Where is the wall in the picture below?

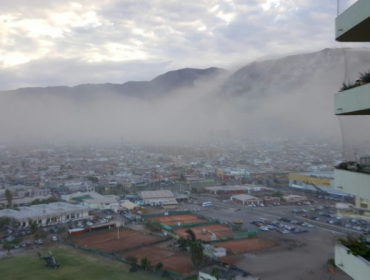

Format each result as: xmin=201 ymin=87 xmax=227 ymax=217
xmin=335 ymin=244 xmax=370 ymax=280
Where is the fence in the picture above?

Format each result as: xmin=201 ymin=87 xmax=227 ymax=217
xmin=142 ymin=210 xmax=193 ymax=219
xmin=234 ymin=228 xmax=258 ymax=239
xmin=67 ymin=238 xmax=184 ymax=279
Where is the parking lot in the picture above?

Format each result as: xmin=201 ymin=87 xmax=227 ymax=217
xmin=175 ymin=198 xmax=353 ymax=280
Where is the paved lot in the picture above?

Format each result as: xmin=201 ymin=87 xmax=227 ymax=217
xmin=179 ymin=199 xmax=352 ymax=280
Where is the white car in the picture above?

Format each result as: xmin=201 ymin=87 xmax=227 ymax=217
xmin=86 ymin=221 xmax=93 ymax=226
xmin=260 ymin=226 xmax=269 ymax=231
xmin=51 ymin=236 xmax=58 ymax=241
xmin=106 ymin=216 xmax=112 ymax=220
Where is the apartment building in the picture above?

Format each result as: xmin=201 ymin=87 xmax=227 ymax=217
xmin=333 ymin=1 xmax=370 ymax=279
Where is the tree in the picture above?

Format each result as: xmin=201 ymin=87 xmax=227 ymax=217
xmin=327 ymin=258 xmax=336 ymax=268
xmin=3 ymin=237 xmax=23 ymax=254
xmin=0 ymin=217 xmax=11 ymax=230
xmin=141 ymin=256 xmax=152 ymax=271
xmin=271 ymin=191 xmax=283 ymax=198
xmin=177 ymin=237 xmax=188 ymax=248
xmin=211 ymin=268 xmax=220 ymax=280
xmin=3 ymin=241 xmax=13 ymax=254
xmin=190 ymin=241 xmax=203 ymax=270
xmin=154 ymin=262 xmax=163 ymax=273
xmin=126 ymin=256 xmax=138 ymax=266
xmin=146 ymin=221 xmax=162 ymax=232
xmin=5 ymin=189 xmax=12 ymax=207
xmin=30 ymin=220 xmax=38 ymax=234
xmin=185 ymin=229 xmax=196 ymax=242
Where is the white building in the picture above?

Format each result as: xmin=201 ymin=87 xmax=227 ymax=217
xmin=61 ymin=192 xmax=120 ymax=213
xmin=138 ymin=190 xmax=178 ymax=207
xmin=333 ymin=1 xmax=370 ymax=279
xmin=0 ymin=202 xmax=90 ymax=227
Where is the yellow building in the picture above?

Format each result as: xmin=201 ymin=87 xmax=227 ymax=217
xmin=288 ymin=172 xmax=332 ymax=191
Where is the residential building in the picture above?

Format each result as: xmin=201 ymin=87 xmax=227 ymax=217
xmin=333 ymin=1 xmax=370 ymax=279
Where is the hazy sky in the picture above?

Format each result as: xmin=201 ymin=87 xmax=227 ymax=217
xmin=0 ymin=0 xmax=356 ymax=90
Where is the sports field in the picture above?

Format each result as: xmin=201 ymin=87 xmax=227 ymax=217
xmin=174 ymin=224 xmax=234 ymax=241
xmin=121 ymin=246 xmax=193 ymax=273
xmin=147 ymin=214 xmax=207 ymax=226
xmin=71 ymin=229 xmax=165 ymax=252
xmin=0 ymin=247 xmax=164 ymax=280
xmin=216 ymin=238 xmax=277 ymax=254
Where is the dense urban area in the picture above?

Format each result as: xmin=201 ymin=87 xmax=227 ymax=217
xmin=1 ymin=1 xmax=370 ymax=280
xmin=0 ymin=140 xmax=367 ymax=280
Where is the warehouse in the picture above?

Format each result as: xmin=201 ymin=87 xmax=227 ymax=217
xmin=138 ymin=190 xmax=178 ymax=208
xmin=0 ymin=202 xmax=90 ymax=227
xmin=231 ymin=194 xmax=263 ymax=206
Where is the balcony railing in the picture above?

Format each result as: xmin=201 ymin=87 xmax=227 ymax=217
xmin=336 ymin=0 xmax=370 ymax=42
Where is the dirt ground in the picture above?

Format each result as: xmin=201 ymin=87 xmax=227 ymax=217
xmin=216 ymin=238 xmax=277 ymax=254
xmin=174 ymin=224 xmax=234 ymax=241
xmin=121 ymin=246 xmax=193 ymax=273
xmin=148 ymin=214 xmax=207 ymax=226
xmin=236 ymin=230 xmax=351 ymax=280
xmin=71 ymin=229 xmax=164 ymax=252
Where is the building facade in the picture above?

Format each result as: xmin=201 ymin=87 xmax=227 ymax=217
xmin=333 ymin=1 xmax=370 ymax=279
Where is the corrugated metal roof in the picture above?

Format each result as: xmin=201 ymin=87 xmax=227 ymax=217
xmin=139 ymin=190 xmax=175 ymax=199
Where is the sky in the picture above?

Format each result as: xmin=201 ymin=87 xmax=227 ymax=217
xmin=0 ymin=0 xmax=357 ymax=91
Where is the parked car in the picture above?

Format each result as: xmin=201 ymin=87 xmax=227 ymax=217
xmin=260 ymin=226 xmax=269 ymax=231
xmin=51 ymin=236 xmax=58 ymax=241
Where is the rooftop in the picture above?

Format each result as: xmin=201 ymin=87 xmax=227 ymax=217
xmin=0 ymin=202 xmax=89 ymax=220
xmin=232 ymin=194 xmax=260 ymax=200
xmin=139 ymin=190 xmax=175 ymax=199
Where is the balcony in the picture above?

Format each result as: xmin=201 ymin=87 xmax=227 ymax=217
xmin=336 ymin=0 xmax=370 ymax=42
xmin=335 ymin=83 xmax=370 ymax=115
xmin=335 ymin=244 xmax=370 ymax=280
xmin=335 ymin=168 xmax=370 ymax=200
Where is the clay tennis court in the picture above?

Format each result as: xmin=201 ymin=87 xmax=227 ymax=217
xmin=148 ymin=214 xmax=207 ymax=226
xmin=173 ymin=224 xmax=234 ymax=241
xmin=216 ymin=238 xmax=277 ymax=254
xmin=121 ymin=246 xmax=193 ymax=273
xmin=71 ymin=229 xmax=165 ymax=252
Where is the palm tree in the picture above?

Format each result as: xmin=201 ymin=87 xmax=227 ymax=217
xmin=141 ymin=256 xmax=152 ymax=271
xmin=360 ymin=70 xmax=370 ymax=84
xmin=339 ymin=81 xmax=355 ymax=92
xmin=5 ymin=190 xmax=12 ymax=208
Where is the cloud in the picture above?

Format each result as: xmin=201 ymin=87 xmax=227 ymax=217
xmin=0 ymin=0 xmax=352 ymax=90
